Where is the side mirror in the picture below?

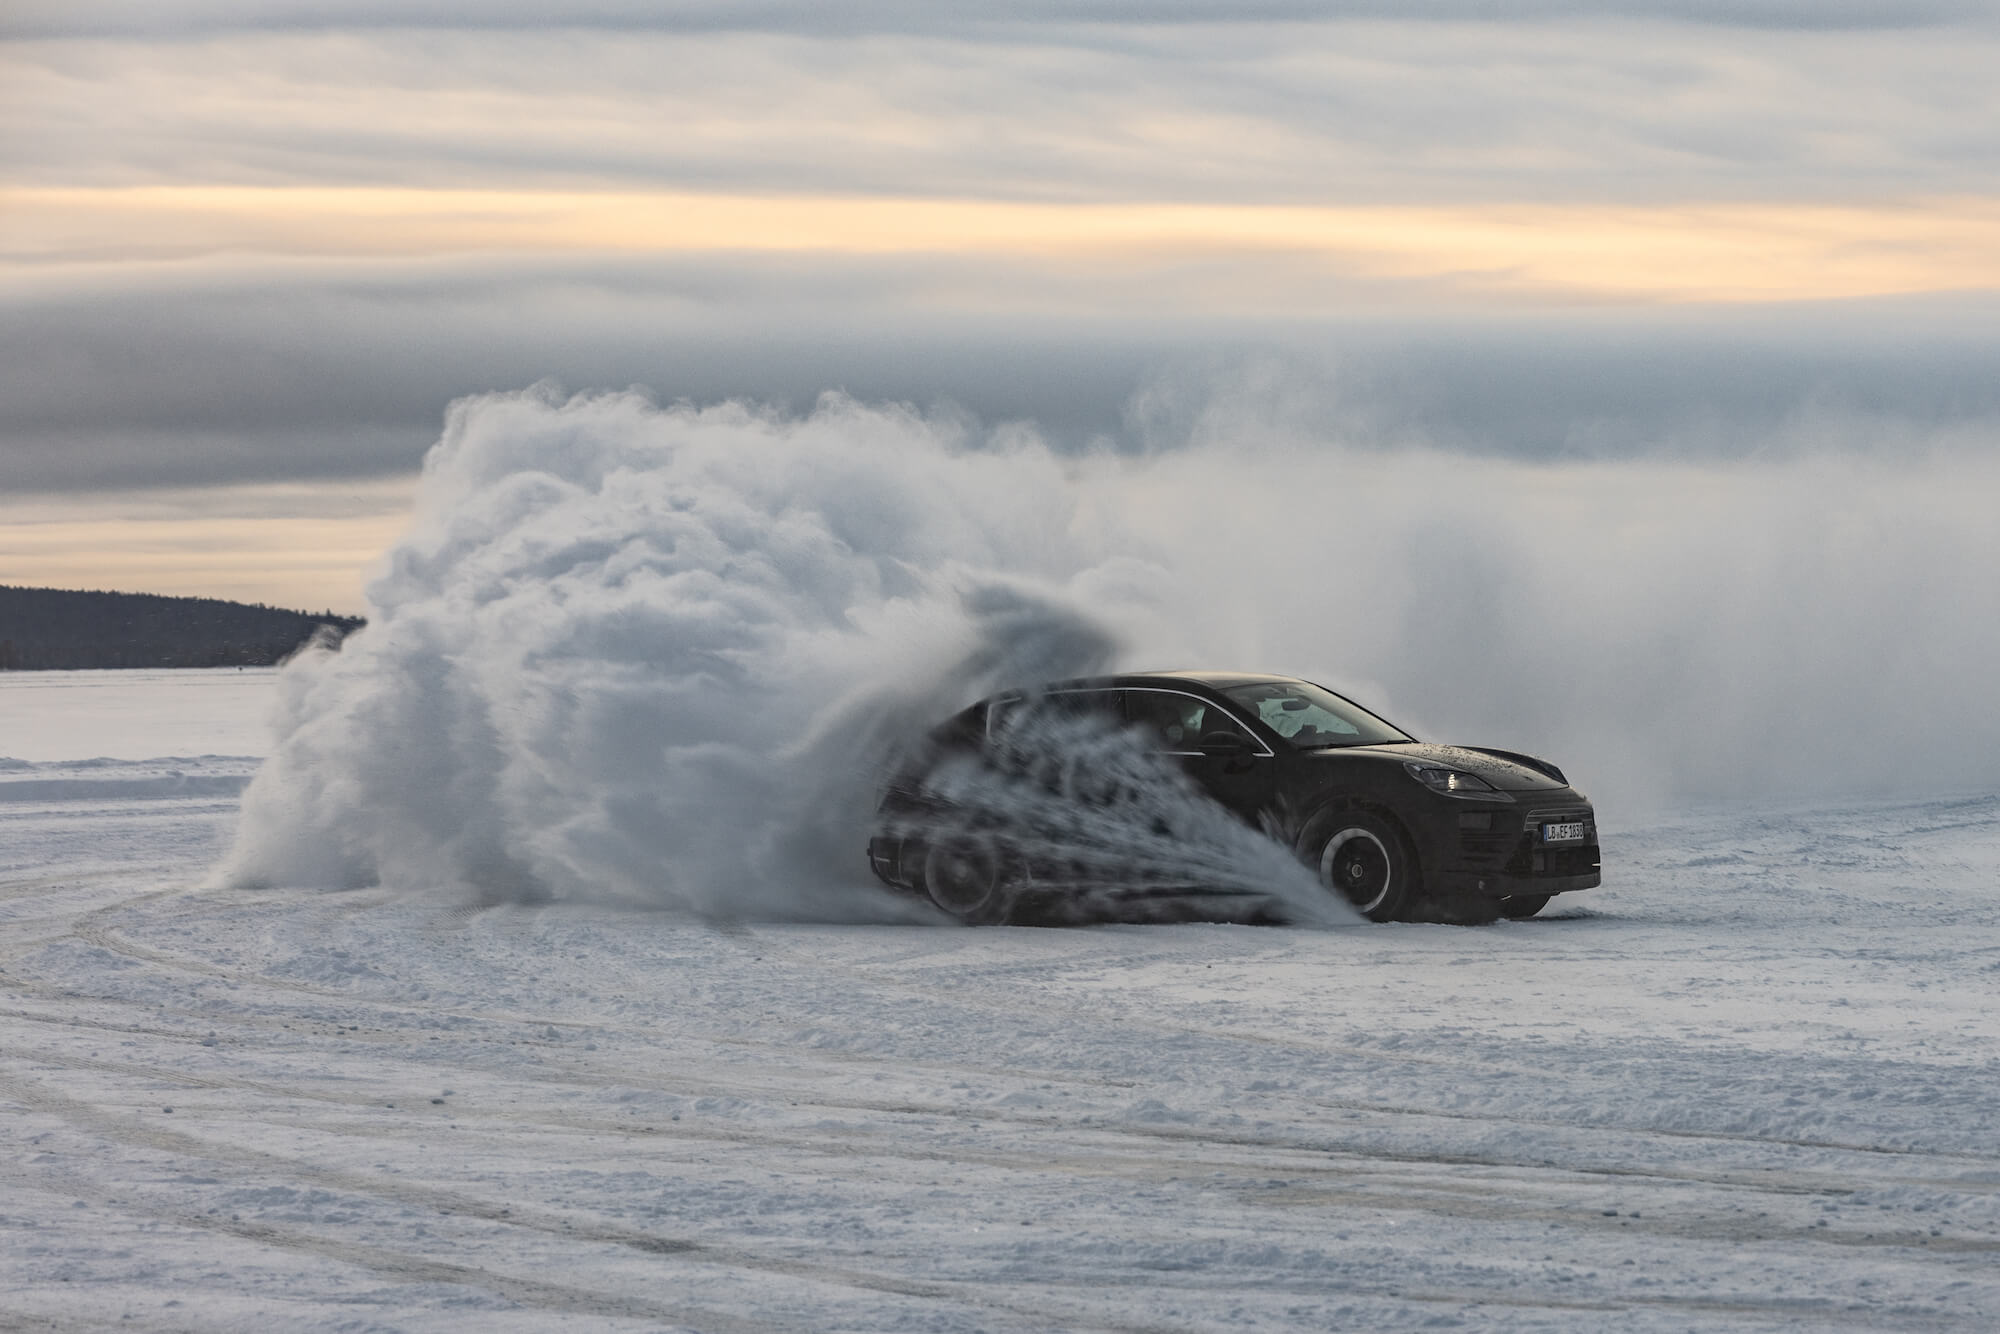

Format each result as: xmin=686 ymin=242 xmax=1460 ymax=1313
xmin=1198 ymin=731 xmax=1251 ymax=758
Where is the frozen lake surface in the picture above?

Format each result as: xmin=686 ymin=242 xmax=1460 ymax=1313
xmin=0 ymin=668 xmax=277 ymax=761
xmin=2 ymin=674 xmax=1998 ymax=1330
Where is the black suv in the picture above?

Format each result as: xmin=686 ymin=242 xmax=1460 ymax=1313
xmin=868 ymin=671 xmax=1599 ymax=924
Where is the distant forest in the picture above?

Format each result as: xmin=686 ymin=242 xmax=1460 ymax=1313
xmin=0 ymin=585 xmax=364 ymax=670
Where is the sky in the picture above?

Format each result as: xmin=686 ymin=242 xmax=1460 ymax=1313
xmin=4 ymin=1 xmax=1999 ymax=612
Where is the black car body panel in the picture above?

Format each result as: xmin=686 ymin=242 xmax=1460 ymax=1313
xmin=869 ymin=671 xmax=1600 ymax=922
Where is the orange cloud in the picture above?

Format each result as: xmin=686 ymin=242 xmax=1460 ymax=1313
xmin=6 ymin=186 xmax=2000 ymax=305
xmin=0 ymin=483 xmax=413 ymax=613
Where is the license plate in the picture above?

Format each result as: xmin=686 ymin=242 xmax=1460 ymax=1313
xmin=1542 ymin=821 xmax=1586 ymax=844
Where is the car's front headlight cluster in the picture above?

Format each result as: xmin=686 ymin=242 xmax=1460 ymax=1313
xmin=1405 ymin=762 xmax=1516 ymax=803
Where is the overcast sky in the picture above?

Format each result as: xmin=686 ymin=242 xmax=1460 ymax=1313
xmin=4 ymin=2 xmax=1998 ymax=608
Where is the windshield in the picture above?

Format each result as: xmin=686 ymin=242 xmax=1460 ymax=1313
xmin=1220 ymin=680 xmax=1414 ymax=750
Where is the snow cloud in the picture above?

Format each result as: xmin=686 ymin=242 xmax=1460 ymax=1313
xmin=221 ymin=385 xmax=2000 ymax=916
xmin=220 ymin=387 xmax=1161 ymax=916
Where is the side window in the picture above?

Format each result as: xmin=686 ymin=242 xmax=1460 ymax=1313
xmin=1125 ymin=690 xmax=1247 ymax=752
xmin=1046 ymin=689 xmax=1122 ymax=726
xmin=989 ymin=689 xmax=1121 ymax=741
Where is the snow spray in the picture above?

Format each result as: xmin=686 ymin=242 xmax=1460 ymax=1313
xmin=881 ymin=704 xmax=1348 ymax=925
xmin=216 ymin=384 xmax=1335 ymax=920
xmin=220 ymin=379 xmax=2000 ymax=912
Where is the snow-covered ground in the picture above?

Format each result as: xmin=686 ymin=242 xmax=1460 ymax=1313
xmin=0 ymin=668 xmax=278 ymax=763
xmin=4 ymin=671 xmax=1999 ymax=1331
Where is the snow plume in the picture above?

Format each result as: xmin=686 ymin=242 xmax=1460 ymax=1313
xmin=220 ymin=377 xmax=2000 ymax=915
xmin=217 ymin=384 xmax=1279 ymax=920
xmin=885 ymin=706 xmax=1346 ymax=926
xmin=1107 ymin=440 xmax=2000 ymax=813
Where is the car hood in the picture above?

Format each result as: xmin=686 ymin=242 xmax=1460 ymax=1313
xmin=1332 ymin=742 xmax=1571 ymax=792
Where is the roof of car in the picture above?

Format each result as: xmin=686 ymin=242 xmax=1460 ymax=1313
xmin=1121 ymin=670 xmax=1302 ymax=688
xmin=1017 ymin=671 xmax=1307 ymax=695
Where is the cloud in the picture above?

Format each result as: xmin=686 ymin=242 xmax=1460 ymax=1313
xmin=6 ymin=0 xmax=1996 ymax=627
xmin=0 ymin=480 xmax=412 ymax=612
xmin=5 ymin=22 xmax=1996 ymax=203
xmin=7 ymin=3 xmax=1992 ymax=40
xmin=12 ymin=189 xmax=2000 ymax=307
xmin=7 ymin=252 xmax=2000 ymax=497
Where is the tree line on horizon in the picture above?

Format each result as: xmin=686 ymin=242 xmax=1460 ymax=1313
xmin=0 ymin=585 xmax=364 ymax=670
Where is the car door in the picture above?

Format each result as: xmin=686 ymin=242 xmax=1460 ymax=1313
xmin=1122 ymin=687 xmax=1275 ymax=822
xmin=986 ymin=687 xmax=1126 ymax=795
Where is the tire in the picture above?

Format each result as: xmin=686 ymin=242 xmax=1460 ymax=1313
xmin=920 ymin=835 xmax=1011 ymax=924
xmin=1302 ymin=808 xmax=1415 ymax=922
xmin=1500 ymin=894 xmax=1551 ymax=919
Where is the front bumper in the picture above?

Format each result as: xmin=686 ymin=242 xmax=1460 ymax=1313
xmin=1428 ymin=867 xmax=1601 ymax=899
xmin=1417 ymin=797 xmax=1601 ymax=901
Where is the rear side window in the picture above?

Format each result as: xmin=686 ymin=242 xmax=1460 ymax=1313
xmin=987 ymin=689 xmax=1122 ymax=740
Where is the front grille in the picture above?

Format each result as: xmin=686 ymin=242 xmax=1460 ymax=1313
xmin=1497 ymin=808 xmax=1599 ymax=879
xmin=1455 ymin=831 xmax=1513 ymax=866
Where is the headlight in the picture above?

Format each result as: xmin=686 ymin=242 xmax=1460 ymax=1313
xmin=1405 ymin=762 xmax=1515 ymax=802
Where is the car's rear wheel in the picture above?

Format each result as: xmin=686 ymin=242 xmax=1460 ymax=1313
xmin=1305 ymin=810 xmax=1413 ymax=922
xmin=1500 ymin=894 xmax=1551 ymax=919
xmin=920 ymin=835 xmax=1010 ymax=924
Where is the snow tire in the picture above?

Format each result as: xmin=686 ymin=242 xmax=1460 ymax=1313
xmin=1300 ymin=806 xmax=1415 ymax=922
xmin=920 ymin=834 xmax=1012 ymax=925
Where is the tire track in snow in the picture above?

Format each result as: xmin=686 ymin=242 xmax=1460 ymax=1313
xmin=24 ymin=887 xmax=2000 ymax=1254
xmin=19 ymin=892 xmax=2000 ymax=1206
xmin=0 ymin=1153 xmax=750 ymax=1333
xmin=14 ymin=1070 xmax=1967 ymax=1331
xmin=0 ymin=873 xmax=89 ymax=903
xmin=19 ymin=876 xmax=2000 ymax=1320
xmin=0 ymin=1065 xmax=1240 ymax=1334
xmin=720 ymin=931 xmax=2000 ymax=1168
xmin=11 ymin=883 xmax=1998 ymax=1325
xmin=10 ymin=1029 xmax=1996 ymax=1268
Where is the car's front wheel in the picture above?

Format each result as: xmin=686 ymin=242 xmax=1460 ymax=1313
xmin=920 ymin=835 xmax=1011 ymax=924
xmin=1303 ymin=809 xmax=1414 ymax=922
